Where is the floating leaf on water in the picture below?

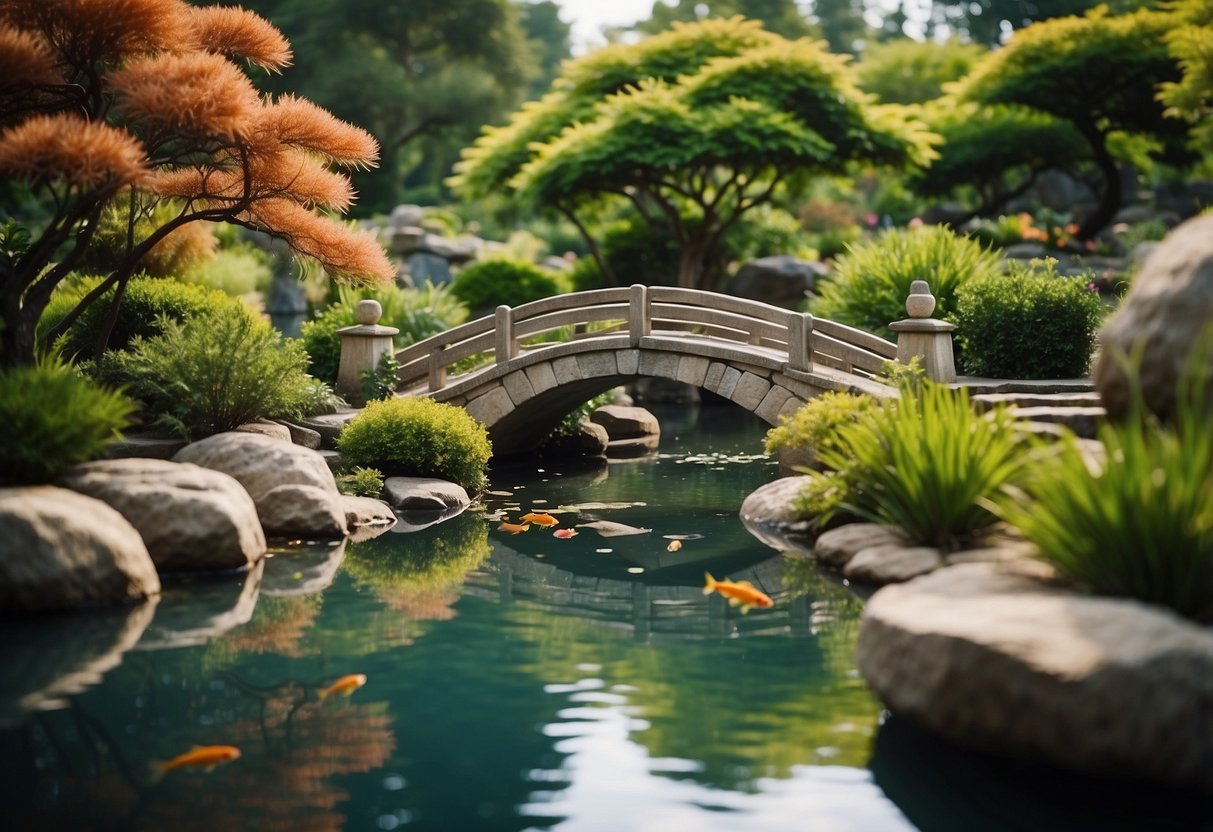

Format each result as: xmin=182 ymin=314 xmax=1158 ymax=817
xmin=487 ymin=491 xmax=513 ymax=497
xmin=627 ymin=567 xmax=645 ymax=574
xmin=532 ymin=499 xmax=548 ymax=504
xmin=662 ymin=534 xmax=704 ymax=541
xmin=559 ymin=501 xmax=648 ymax=511
xmin=596 ymin=548 xmax=613 ymax=554
xmin=577 ymin=520 xmax=652 ymax=537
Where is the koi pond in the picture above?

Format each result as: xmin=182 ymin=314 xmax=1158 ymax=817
xmin=1 ymin=404 xmax=1207 ymax=831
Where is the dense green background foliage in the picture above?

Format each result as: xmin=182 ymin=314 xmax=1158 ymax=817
xmin=337 ymin=397 xmax=493 ymax=493
xmin=0 ymin=360 xmax=135 ymax=485
xmin=450 ymin=257 xmax=571 ymax=313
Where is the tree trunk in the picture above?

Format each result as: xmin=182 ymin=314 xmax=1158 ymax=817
xmin=677 ymin=238 xmax=711 ymax=290
xmin=1078 ymin=136 xmax=1122 ymax=241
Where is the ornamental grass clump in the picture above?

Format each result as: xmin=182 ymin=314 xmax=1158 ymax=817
xmin=811 ymin=225 xmax=1001 ymax=339
xmin=337 ymin=397 xmax=492 ymax=494
xmin=999 ymin=392 xmax=1213 ymax=621
xmin=0 ymin=359 xmax=136 ymax=485
xmin=954 ymin=259 xmax=1104 ymax=379
xmin=813 ymin=381 xmax=1027 ymax=549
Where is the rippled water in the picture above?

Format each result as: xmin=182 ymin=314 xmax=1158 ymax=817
xmin=2 ymin=404 xmax=1208 ymax=832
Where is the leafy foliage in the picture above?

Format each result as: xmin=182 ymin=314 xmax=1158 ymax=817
xmin=1160 ymin=0 xmax=1213 ymax=151
xmin=103 ymin=303 xmax=315 ymax=439
xmin=764 ymin=391 xmax=876 ymax=460
xmin=955 ymin=259 xmax=1104 ymax=378
xmin=1000 ymin=394 xmax=1213 ymax=620
xmin=360 ymin=351 xmax=401 ymax=403
xmin=299 ymin=282 xmax=468 ymax=384
xmin=336 ymin=466 xmax=386 ymax=499
xmin=343 ymin=511 xmax=492 ymax=591
xmin=856 ymin=39 xmax=986 ymax=105
xmin=812 ymin=382 xmax=1027 ymax=549
xmin=0 ymin=359 xmax=135 ymax=485
xmin=337 ymin=397 xmax=493 ymax=493
xmin=451 ymin=257 xmax=570 ymax=312
xmin=39 ymin=276 xmax=235 ymax=360
xmin=811 ymin=224 xmax=1001 ymax=339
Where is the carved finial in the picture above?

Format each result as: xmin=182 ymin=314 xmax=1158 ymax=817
xmin=355 ymin=299 xmax=383 ymax=325
xmin=906 ymin=280 xmax=936 ymax=319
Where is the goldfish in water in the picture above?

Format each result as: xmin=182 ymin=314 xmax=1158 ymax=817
xmin=553 ymin=528 xmax=578 ymax=539
xmin=152 ymin=745 xmax=241 ymax=780
xmin=521 ymin=512 xmax=559 ymax=527
xmin=703 ymin=572 xmax=773 ymax=613
xmin=667 ymin=540 xmax=683 ymax=552
xmin=318 ymin=673 xmax=367 ymax=700
xmin=499 ymin=520 xmax=531 ymax=534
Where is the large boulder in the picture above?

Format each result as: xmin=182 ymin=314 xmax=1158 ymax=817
xmin=174 ymin=432 xmax=346 ymax=538
xmin=384 ymin=477 xmax=471 ymax=512
xmin=590 ymin=405 xmax=660 ymax=440
xmin=857 ymin=562 xmax=1213 ymax=793
xmin=0 ymin=487 xmax=160 ymax=613
xmin=1095 ymin=213 xmax=1213 ymax=421
xmin=726 ymin=255 xmax=827 ymax=308
xmin=739 ymin=476 xmax=815 ymax=556
xmin=58 ymin=459 xmax=266 ymax=572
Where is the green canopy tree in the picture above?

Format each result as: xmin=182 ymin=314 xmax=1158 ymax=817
xmin=630 ymin=0 xmax=818 ymax=39
xmin=1160 ymin=0 xmax=1213 ymax=150
xmin=451 ymin=18 xmax=933 ymax=291
xmin=953 ymin=6 xmax=1191 ymax=238
xmin=856 ymin=39 xmax=986 ymax=105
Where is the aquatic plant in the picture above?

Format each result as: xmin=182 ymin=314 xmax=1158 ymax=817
xmin=0 ymin=359 xmax=135 ymax=485
xmin=337 ymin=397 xmax=492 ymax=493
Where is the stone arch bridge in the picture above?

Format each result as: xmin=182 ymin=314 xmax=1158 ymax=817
xmin=394 ymin=285 xmax=897 ymax=455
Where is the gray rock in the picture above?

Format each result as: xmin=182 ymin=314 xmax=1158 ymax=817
xmin=813 ymin=523 xmax=908 ymax=568
xmin=740 ymin=476 xmax=811 ymax=528
xmin=342 ymin=495 xmax=397 ymax=530
xmin=383 ymin=477 xmax=471 ymax=511
xmin=843 ymin=543 xmax=942 ymax=584
xmin=857 ymin=562 xmax=1213 ymax=793
xmin=1095 ymin=213 xmax=1213 ymax=421
xmin=272 ymin=420 xmax=322 ymax=449
xmin=726 ymin=255 xmax=827 ymax=308
xmin=235 ymin=420 xmax=293 ymax=442
xmin=259 ymin=483 xmax=347 ymax=538
xmin=58 ymin=459 xmax=266 ymax=573
xmin=105 ymin=435 xmax=187 ymax=460
xmin=1010 ymin=406 xmax=1105 ymax=439
xmin=590 ymin=405 xmax=661 ymax=439
xmin=0 ymin=487 xmax=160 ymax=614
xmin=299 ymin=409 xmax=360 ymax=450
xmin=577 ymin=520 xmax=652 ymax=537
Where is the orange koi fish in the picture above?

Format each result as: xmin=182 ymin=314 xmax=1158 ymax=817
xmin=153 ymin=745 xmax=241 ymax=780
xmin=318 ymin=673 xmax=367 ymax=700
xmin=667 ymin=540 xmax=683 ymax=552
xmin=521 ymin=512 xmax=559 ymax=527
xmin=499 ymin=520 xmax=531 ymax=534
xmin=553 ymin=528 xmax=578 ymax=539
xmin=703 ymin=572 xmax=773 ymax=613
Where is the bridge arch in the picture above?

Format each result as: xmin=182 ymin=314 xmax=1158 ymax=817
xmin=394 ymin=286 xmax=897 ymax=456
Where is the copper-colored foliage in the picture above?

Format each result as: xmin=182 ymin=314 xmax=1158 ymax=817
xmin=221 ymin=597 xmax=321 ymax=659
xmin=109 ymin=51 xmax=260 ymax=140
xmin=0 ymin=25 xmax=60 ymax=86
xmin=244 ymin=198 xmax=395 ymax=283
xmin=374 ymin=586 xmax=461 ymax=621
xmin=143 ymin=219 xmax=218 ymax=277
xmin=188 ymin=5 xmax=291 ymax=72
xmin=0 ymin=113 xmax=147 ymax=187
xmin=261 ymin=95 xmax=380 ymax=169
xmin=251 ymin=147 xmax=356 ymax=211
xmin=1 ymin=0 xmax=194 ymax=66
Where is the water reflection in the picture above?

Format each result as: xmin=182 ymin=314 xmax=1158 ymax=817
xmin=262 ymin=540 xmax=347 ymax=597
xmin=137 ymin=560 xmax=265 ymax=651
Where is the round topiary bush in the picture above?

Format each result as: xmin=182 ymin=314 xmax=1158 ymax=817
xmin=811 ymin=224 xmax=1001 ymax=339
xmin=337 ymin=397 xmax=492 ymax=493
xmin=0 ymin=360 xmax=136 ymax=485
xmin=955 ymin=260 xmax=1104 ymax=379
xmin=450 ymin=257 xmax=569 ymax=312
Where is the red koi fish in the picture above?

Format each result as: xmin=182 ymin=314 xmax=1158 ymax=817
xmin=499 ymin=520 xmax=531 ymax=534
xmin=703 ymin=572 xmax=773 ymax=613
xmin=521 ymin=512 xmax=559 ymax=527
xmin=553 ymin=528 xmax=578 ymax=539
xmin=318 ymin=673 xmax=367 ymax=700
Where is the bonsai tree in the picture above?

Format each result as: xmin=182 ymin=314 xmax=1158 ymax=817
xmin=450 ymin=17 xmax=933 ymax=292
xmin=0 ymin=0 xmax=394 ymax=365
xmin=1160 ymin=0 xmax=1213 ymax=150
xmin=952 ymin=6 xmax=1192 ymax=240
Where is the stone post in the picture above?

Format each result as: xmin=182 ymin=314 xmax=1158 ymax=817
xmin=336 ymin=300 xmax=400 ymax=403
xmin=889 ymin=280 xmax=956 ymax=383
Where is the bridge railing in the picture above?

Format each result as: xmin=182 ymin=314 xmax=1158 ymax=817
xmin=394 ymin=284 xmax=897 ymax=393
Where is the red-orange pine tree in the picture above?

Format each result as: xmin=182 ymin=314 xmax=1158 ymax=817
xmin=0 ymin=0 xmax=395 ymax=365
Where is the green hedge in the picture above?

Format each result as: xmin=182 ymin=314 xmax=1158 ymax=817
xmin=451 ymin=257 xmax=570 ymax=312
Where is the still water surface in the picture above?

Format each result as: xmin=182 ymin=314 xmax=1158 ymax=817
xmin=2 ymin=405 xmax=1209 ymax=831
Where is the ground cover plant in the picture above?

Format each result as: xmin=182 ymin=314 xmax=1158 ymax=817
xmin=0 ymin=359 xmax=135 ymax=485
xmin=1000 ymin=383 xmax=1213 ymax=621
xmin=811 ymin=224 xmax=1001 ymax=340
xmin=954 ymin=259 xmax=1104 ymax=379
xmin=337 ymin=397 xmax=492 ymax=493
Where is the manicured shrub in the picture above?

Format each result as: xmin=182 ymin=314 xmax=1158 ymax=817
xmin=811 ymin=225 xmax=1001 ymax=340
xmin=104 ymin=303 xmax=314 ymax=439
xmin=764 ymin=391 xmax=876 ymax=464
xmin=39 ymin=275 xmax=234 ymax=360
xmin=337 ymin=397 xmax=492 ymax=493
xmin=813 ymin=382 xmax=1027 ymax=549
xmin=954 ymin=259 xmax=1104 ymax=379
xmin=1000 ymin=396 xmax=1213 ymax=620
xmin=336 ymin=466 xmax=386 ymax=499
xmin=450 ymin=257 xmax=570 ymax=313
xmin=300 ymin=282 xmax=468 ymax=384
xmin=0 ymin=360 xmax=136 ymax=485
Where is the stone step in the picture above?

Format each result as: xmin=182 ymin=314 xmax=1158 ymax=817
xmin=972 ymin=392 xmax=1104 ymax=411
xmin=1012 ymin=406 xmax=1106 ymax=439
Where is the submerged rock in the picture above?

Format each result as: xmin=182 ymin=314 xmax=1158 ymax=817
xmin=0 ymin=487 xmax=160 ymax=614
xmin=58 ymin=458 xmax=266 ymax=572
xmin=858 ymin=562 xmax=1213 ymax=794
xmin=590 ymin=405 xmax=661 ymax=440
